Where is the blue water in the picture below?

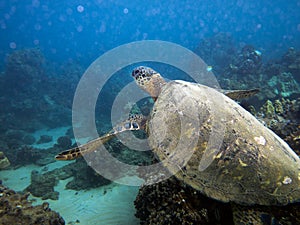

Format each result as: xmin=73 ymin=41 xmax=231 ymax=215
xmin=0 ymin=0 xmax=299 ymax=67
xmin=0 ymin=1 xmax=300 ymax=225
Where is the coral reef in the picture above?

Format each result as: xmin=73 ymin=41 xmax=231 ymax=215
xmin=0 ymin=151 xmax=10 ymax=169
xmin=22 ymin=134 xmax=36 ymax=145
xmin=56 ymin=136 xmax=72 ymax=149
xmin=252 ymin=98 xmax=300 ymax=156
xmin=0 ymin=48 xmax=75 ymax=135
xmin=215 ymin=46 xmax=300 ymax=105
xmin=283 ymin=47 xmax=300 ymax=79
xmin=4 ymin=145 xmax=42 ymax=167
xmin=4 ymin=48 xmax=45 ymax=88
xmin=0 ymin=181 xmax=65 ymax=225
xmin=135 ymin=176 xmax=231 ymax=225
xmin=266 ymin=72 xmax=300 ymax=98
xmin=25 ymin=170 xmax=59 ymax=200
xmin=64 ymin=159 xmax=111 ymax=190
xmin=135 ymin=162 xmax=300 ymax=225
xmin=230 ymin=45 xmax=262 ymax=75
xmin=37 ymin=135 xmax=53 ymax=144
xmin=194 ymin=32 xmax=236 ymax=75
xmin=24 ymin=159 xmax=111 ymax=199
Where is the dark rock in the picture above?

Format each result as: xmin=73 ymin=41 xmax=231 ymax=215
xmin=135 ymin=174 xmax=300 ymax=225
xmin=24 ymin=159 xmax=112 ymax=200
xmin=57 ymin=136 xmax=72 ymax=149
xmin=4 ymin=129 xmax=25 ymax=148
xmin=23 ymin=134 xmax=36 ymax=145
xmin=135 ymin=176 xmax=232 ymax=225
xmin=37 ymin=135 xmax=53 ymax=144
xmin=12 ymin=146 xmax=42 ymax=166
xmin=5 ymin=129 xmax=25 ymax=140
xmin=251 ymin=98 xmax=300 ymax=155
xmin=0 ymin=182 xmax=65 ymax=225
xmin=65 ymin=159 xmax=111 ymax=190
xmin=24 ymin=170 xmax=59 ymax=200
xmin=194 ymin=32 xmax=237 ymax=75
xmin=35 ymin=156 xmax=55 ymax=166
xmin=65 ymin=127 xmax=74 ymax=137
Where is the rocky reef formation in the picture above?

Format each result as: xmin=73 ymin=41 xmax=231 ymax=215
xmin=194 ymin=32 xmax=237 ymax=75
xmin=24 ymin=159 xmax=111 ymax=200
xmin=280 ymin=47 xmax=300 ymax=81
xmin=135 ymin=176 xmax=231 ymax=225
xmin=221 ymin=51 xmax=300 ymax=102
xmin=0 ymin=48 xmax=83 ymax=136
xmin=135 ymin=175 xmax=300 ymax=225
xmin=0 ymin=151 xmax=10 ymax=169
xmin=196 ymin=38 xmax=299 ymax=105
xmin=250 ymin=98 xmax=300 ymax=155
xmin=135 ymin=167 xmax=300 ymax=225
xmin=0 ymin=181 xmax=65 ymax=225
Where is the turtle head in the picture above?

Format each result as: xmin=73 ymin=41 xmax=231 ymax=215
xmin=132 ymin=66 xmax=166 ymax=100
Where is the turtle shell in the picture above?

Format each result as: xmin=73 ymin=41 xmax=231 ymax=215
xmin=147 ymin=80 xmax=300 ymax=206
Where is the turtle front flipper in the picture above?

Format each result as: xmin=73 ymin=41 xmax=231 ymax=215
xmin=222 ymin=88 xmax=259 ymax=100
xmin=54 ymin=132 xmax=115 ymax=160
xmin=55 ymin=114 xmax=147 ymax=160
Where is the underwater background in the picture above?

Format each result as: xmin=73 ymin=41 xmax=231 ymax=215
xmin=0 ymin=0 xmax=300 ymax=225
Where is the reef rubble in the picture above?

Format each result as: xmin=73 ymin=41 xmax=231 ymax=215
xmin=0 ymin=181 xmax=65 ymax=225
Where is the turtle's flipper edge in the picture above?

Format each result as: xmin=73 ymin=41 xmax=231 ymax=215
xmin=54 ymin=133 xmax=115 ymax=160
xmin=223 ymin=88 xmax=259 ymax=100
xmin=55 ymin=114 xmax=147 ymax=161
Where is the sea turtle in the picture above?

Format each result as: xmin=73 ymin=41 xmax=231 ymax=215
xmin=55 ymin=66 xmax=300 ymax=224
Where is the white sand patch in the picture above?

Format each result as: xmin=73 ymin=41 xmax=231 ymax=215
xmin=0 ymin=164 xmax=140 ymax=225
xmin=0 ymin=161 xmax=72 ymax=190
xmin=1 ymin=164 xmax=40 ymax=190
xmin=1 ymin=125 xmax=141 ymax=225
xmin=32 ymin=179 xmax=140 ymax=225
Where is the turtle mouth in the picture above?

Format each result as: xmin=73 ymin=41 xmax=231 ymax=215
xmin=132 ymin=66 xmax=156 ymax=80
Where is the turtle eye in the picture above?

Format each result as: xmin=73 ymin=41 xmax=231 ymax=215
xmin=132 ymin=70 xmax=138 ymax=77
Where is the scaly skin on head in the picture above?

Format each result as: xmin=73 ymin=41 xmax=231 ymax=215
xmin=132 ymin=66 xmax=167 ymax=100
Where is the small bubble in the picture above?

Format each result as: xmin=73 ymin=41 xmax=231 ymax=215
xmin=0 ymin=22 xmax=6 ymax=29
xmin=99 ymin=22 xmax=106 ymax=33
xmin=66 ymin=8 xmax=73 ymax=15
xmin=32 ymin=0 xmax=40 ymax=8
xmin=4 ymin=14 xmax=10 ymax=20
xmin=77 ymin=25 xmax=83 ymax=32
xmin=123 ymin=8 xmax=129 ymax=14
xmin=297 ymin=24 xmax=300 ymax=32
xmin=77 ymin=5 xmax=84 ymax=13
xmin=59 ymin=15 xmax=66 ymax=22
xmin=34 ymin=24 xmax=41 ymax=30
xmin=256 ymin=24 xmax=262 ymax=29
xmin=9 ymin=42 xmax=16 ymax=49
xmin=33 ymin=39 xmax=39 ymax=45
